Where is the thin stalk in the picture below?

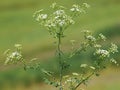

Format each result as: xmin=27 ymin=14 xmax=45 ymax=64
xmin=74 ymin=73 xmax=94 ymax=90
xmin=57 ymin=28 xmax=63 ymax=90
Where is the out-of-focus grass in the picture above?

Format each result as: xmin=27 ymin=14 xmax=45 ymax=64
xmin=2 ymin=69 xmax=119 ymax=90
xmin=0 ymin=0 xmax=120 ymax=62
xmin=87 ymin=68 xmax=120 ymax=90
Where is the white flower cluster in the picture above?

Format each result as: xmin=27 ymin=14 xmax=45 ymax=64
xmin=65 ymin=76 xmax=79 ymax=85
xmin=109 ymin=43 xmax=118 ymax=54
xmin=95 ymin=49 xmax=110 ymax=58
xmin=33 ymin=3 xmax=89 ymax=37
xmin=70 ymin=4 xmax=81 ymax=12
xmin=98 ymin=33 xmax=106 ymax=41
xmin=70 ymin=4 xmax=86 ymax=14
xmin=11 ymin=52 xmax=21 ymax=58
xmin=70 ymin=3 xmax=90 ymax=15
xmin=5 ymin=51 xmax=22 ymax=64
xmin=33 ymin=9 xmax=48 ymax=26
xmin=34 ymin=9 xmax=74 ymax=35
xmin=82 ymin=30 xmax=96 ymax=43
xmin=86 ymin=35 xmax=96 ymax=42
xmin=44 ymin=9 xmax=74 ymax=33
xmin=36 ymin=14 xmax=48 ymax=21
xmin=4 ymin=44 xmax=23 ymax=65
xmin=54 ymin=10 xmax=65 ymax=16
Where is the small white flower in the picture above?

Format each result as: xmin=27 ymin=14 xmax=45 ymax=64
xmin=15 ymin=44 xmax=22 ymax=49
xmin=69 ymin=19 xmax=75 ymax=24
xmin=98 ymin=33 xmax=106 ymax=41
xmin=45 ymin=20 xmax=56 ymax=29
xmin=83 ymin=3 xmax=90 ymax=8
xmin=55 ymin=16 xmax=60 ymax=19
xmin=70 ymin=4 xmax=81 ymax=12
xmin=41 ymin=14 xmax=48 ymax=19
xmin=76 ymin=8 xmax=80 ymax=12
xmin=54 ymin=10 xmax=65 ymax=16
xmin=110 ymin=58 xmax=117 ymax=64
xmin=109 ymin=43 xmax=118 ymax=54
xmin=66 ymin=79 xmax=72 ymax=82
xmin=70 ymin=8 xmax=75 ymax=11
xmin=50 ymin=2 xmax=57 ymax=9
xmin=72 ymin=72 xmax=79 ymax=76
xmin=89 ymin=66 xmax=95 ymax=70
xmin=86 ymin=35 xmax=96 ymax=42
xmin=80 ymin=64 xmax=88 ymax=68
xmin=94 ymin=44 xmax=101 ymax=48
xmin=12 ymin=52 xmax=19 ymax=56
xmin=15 ymin=44 xmax=22 ymax=47
xmin=36 ymin=14 xmax=47 ymax=21
xmin=59 ymin=20 xmax=65 ymax=26
xmin=82 ymin=30 xmax=91 ymax=34
xmin=11 ymin=52 xmax=22 ymax=58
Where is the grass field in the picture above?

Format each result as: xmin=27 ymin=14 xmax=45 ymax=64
xmin=0 ymin=0 xmax=120 ymax=90
xmin=2 ymin=69 xmax=120 ymax=90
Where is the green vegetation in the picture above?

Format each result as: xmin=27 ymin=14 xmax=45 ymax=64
xmin=0 ymin=0 xmax=120 ymax=90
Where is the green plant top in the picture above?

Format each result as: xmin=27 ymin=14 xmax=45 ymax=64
xmin=33 ymin=2 xmax=89 ymax=38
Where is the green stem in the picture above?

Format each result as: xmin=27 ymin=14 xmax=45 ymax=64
xmin=74 ymin=73 xmax=94 ymax=90
xmin=57 ymin=29 xmax=63 ymax=90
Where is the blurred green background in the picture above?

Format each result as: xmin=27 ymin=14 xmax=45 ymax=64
xmin=0 ymin=0 xmax=120 ymax=90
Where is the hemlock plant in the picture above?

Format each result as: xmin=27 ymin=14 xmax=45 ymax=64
xmin=4 ymin=3 xmax=119 ymax=90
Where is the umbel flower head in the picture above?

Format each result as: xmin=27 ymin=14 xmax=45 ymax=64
xmin=4 ymin=44 xmax=23 ymax=65
xmin=109 ymin=43 xmax=118 ymax=54
xmin=95 ymin=49 xmax=110 ymax=58
xmin=33 ymin=3 xmax=89 ymax=38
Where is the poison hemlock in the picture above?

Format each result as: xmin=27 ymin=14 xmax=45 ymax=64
xmin=4 ymin=3 xmax=118 ymax=90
